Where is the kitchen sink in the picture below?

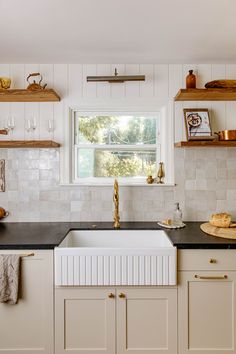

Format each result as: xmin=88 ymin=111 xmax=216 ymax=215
xmin=55 ymin=229 xmax=176 ymax=286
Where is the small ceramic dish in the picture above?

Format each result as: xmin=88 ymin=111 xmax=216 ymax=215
xmin=157 ymin=221 xmax=186 ymax=229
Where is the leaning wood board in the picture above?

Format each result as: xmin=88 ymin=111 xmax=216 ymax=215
xmin=201 ymin=222 xmax=236 ymax=240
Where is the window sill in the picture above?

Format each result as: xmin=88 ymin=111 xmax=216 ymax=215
xmin=59 ymin=182 xmax=176 ymax=187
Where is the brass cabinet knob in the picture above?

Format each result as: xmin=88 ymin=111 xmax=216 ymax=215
xmin=119 ymin=292 xmax=126 ymax=299
xmin=108 ymin=293 xmax=115 ymax=299
xmin=209 ymin=258 xmax=217 ymax=264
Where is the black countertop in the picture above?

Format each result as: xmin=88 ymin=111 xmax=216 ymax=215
xmin=0 ymin=221 xmax=236 ymax=250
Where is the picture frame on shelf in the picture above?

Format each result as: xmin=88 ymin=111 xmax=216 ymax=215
xmin=184 ymin=108 xmax=215 ymax=141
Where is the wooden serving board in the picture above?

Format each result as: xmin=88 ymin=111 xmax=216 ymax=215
xmin=205 ymin=80 xmax=236 ymax=88
xmin=201 ymin=222 xmax=236 ymax=240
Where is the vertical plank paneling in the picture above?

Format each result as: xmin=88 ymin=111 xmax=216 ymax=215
xmin=168 ymin=64 xmax=182 ymax=98
xmin=82 ymin=64 xmax=97 ymax=98
xmin=211 ymin=65 xmax=226 ymax=131
xmin=226 ymin=65 xmax=236 ymax=129
xmin=96 ymin=64 xmax=111 ymax=98
xmin=10 ymin=64 xmax=25 ymax=88
xmin=10 ymin=64 xmax=25 ymax=140
xmin=170 ymin=65 xmax=183 ymax=142
xmin=24 ymin=64 xmax=40 ymax=140
xmin=0 ymin=64 xmax=10 ymax=77
xmin=39 ymin=64 xmax=54 ymax=139
xmin=11 ymin=103 xmax=25 ymax=140
xmin=68 ymin=64 xmax=83 ymax=103
xmin=111 ymin=64 xmax=125 ymax=98
xmin=53 ymin=64 xmax=68 ymax=143
xmin=212 ymin=64 xmax=226 ymax=80
xmin=139 ymin=64 xmax=154 ymax=97
xmin=0 ymin=61 xmax=233 ymax=146
xmin=196 ymin=64 xmax=212 ymax=88
xmin=0 ymin=103 xmax=10 ymax=141
xmin=125 ymin=64 xmax=140 ymax=97
xmin=154 ymin=64 xmax=168 ymax=98
xmin=0 ymin=64 xmax=10 ymax=140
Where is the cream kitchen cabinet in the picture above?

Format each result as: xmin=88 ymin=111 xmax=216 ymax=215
xmin=178 ymin=249 xmax=236 ymax=354
xmin=55 ymin=287 xmax=177 ymax=354
xmin=0 ymin=250 xmax=54 ymax=354
xmin=116 ymin=288 xmax=177 ymax=354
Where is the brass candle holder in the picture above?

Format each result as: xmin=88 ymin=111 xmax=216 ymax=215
xmin=157 ymin=162 xmax=165 ymax=184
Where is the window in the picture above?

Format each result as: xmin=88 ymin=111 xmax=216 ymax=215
xmin=71 ymin=108 xmax=173 ymax=185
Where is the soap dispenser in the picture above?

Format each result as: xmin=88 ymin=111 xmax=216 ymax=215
xmin=173 ymin=203 xmax=183 ymax=226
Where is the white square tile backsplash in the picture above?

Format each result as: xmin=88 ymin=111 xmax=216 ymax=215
xmin=0 ymin=147 xmax=235 ymax=222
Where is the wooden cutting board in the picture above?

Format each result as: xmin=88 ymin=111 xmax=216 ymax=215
xmin=205 ymin=80 xmax=236 ymax=88
xmin=201 ymin=222 xmax=236 ymax=240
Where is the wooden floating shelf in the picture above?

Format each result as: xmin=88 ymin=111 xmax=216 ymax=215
xmin=175 ymin=141 xmax=236 ymax=147
xmin=174 ymin=88 xmax=236 ymax=101
xmin=0 ymin=140 xmax=60 ymax=148
xmin=0 ymin=89 xmax=60 ymax=102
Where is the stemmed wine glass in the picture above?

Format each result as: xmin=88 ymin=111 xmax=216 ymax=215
xmin=25 ymin=117 xmax=37 ymax=139
xmin=47 ymin=119 xmax=54 ymax=139
xmin=6 ymin=117 xmax=15 ymax=140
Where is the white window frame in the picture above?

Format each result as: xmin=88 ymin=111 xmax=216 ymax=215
xmin=60 ymin=102 xmax=174 ymax=186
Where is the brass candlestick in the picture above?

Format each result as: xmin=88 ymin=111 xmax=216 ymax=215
xmin=157 ymin=162 xmax=165 ymax=184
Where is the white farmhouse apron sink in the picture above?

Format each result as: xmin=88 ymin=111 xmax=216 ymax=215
xmin=55 ymin=230 xmax=176 ymax=286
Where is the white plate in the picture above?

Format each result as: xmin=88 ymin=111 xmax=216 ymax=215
xmin=157 ymin=221 xmax=186 ymax=229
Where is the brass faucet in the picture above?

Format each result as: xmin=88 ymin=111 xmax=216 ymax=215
xmin=113 ymin=179 xmax=120 ymax=229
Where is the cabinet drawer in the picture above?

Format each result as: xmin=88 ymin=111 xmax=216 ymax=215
xmin=178 ymin=249 xmax=236 ymax=271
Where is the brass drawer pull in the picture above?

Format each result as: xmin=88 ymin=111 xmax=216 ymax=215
xmin=119 ymin=292 xmax=126 ymax=298
xmin=108 ymin=293 xmax=115 ymax=299
xmin=209 ymin=258 xmax=217 ymax=264
xmin=195 ymin=275 xmax=227 ymax=280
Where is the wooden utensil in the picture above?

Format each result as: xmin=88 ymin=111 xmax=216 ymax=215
xmin=201 ymin=223 xmax=236 ymax=240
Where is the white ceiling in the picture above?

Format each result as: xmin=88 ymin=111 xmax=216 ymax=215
xmin=1 ymin=0 xmax=236 ymax=63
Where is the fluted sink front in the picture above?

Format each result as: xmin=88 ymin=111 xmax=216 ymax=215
xmin=55 ymin=230 xmax=176 ymax=286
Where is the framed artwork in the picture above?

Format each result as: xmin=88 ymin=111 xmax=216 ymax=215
xmin=184 ymin=108 xmax=214 ymax=141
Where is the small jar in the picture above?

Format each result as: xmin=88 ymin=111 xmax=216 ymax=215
xmin=186 ymin=70 xmax=196 ymax=89
xmin=146 ymin=175 xmax=154 ymax=184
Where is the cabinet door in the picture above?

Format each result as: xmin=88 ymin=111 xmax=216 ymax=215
xmin=55 ymin=288 xmax=116 ymax=354
xmin=0 ymin=250 xmax=53 ymax=354
xmin=178 ymin=271 xmax=236 ymax=354
xmin=116 ymin=288 xmax=177 ymax=354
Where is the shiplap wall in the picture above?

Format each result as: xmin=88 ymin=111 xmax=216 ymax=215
xmin=1 ymin=63 xmax=236 ymax=144
xmin=1 ymin=63 xmax=236 ymax=222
